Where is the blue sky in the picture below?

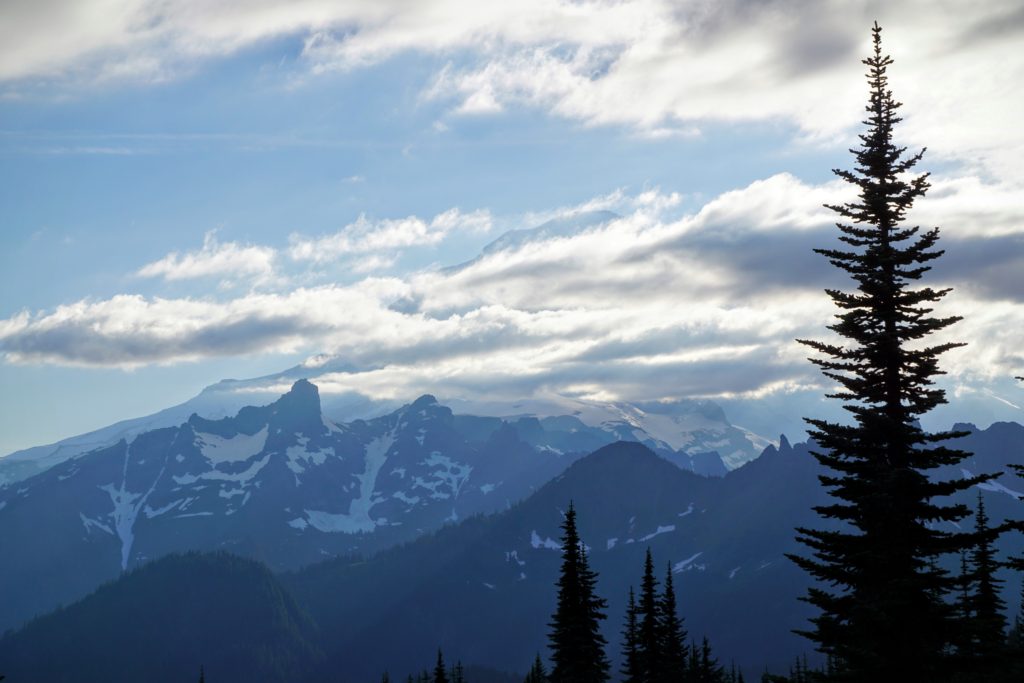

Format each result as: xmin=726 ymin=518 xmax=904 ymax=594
xmin=1 ymin=1 xmax=1022 ymax=454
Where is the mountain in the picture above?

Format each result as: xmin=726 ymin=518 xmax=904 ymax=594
xmin=0 ymin=378 xmax=765 ymax=488
xmin=444 ymin=210 xmax=621 ymax=273
xmin=285 ymin=423 xmax=1024 ymax=678
xmin=0 ymin=379 xmax=757 ymax=633
xmin=2 ymin=425 xmax=1021 ymax=681
xmin=0 ymin=552 xmax=322 ymax=682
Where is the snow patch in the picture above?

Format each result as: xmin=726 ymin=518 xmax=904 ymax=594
xmin=639 ymin=525 xmax=676 ymax=542
xmin=301 ymin=430 xmax=395 ymax=534
xmin=393 ymin=490 xmax=421 ymax=505
xmin=678 ymin=503 xmax=694 ymax=517
xmin=729 ymin=566 xmax=741 ymax=579
xmin=418 ymin=452 xmax=472 ymax=500
xmin=143 ymin=498 xmax=186 ymax=518
xmin=963 ymin=468 xmax=1024 ymax=499
xmin=672 ymin=552 xmax=704 ymax=573
xmin=606 ymin=537 xmax=618 ymax=550
xmin=100 ymin=444 xmax=166 ymax=570
xmin=531 ymin=530 xmax=561 ymax=551
xmin=506 ymin=550 xmax=527 ymax=566
xmin=286 ymin=443 xmax=333 ymax=474
xmin=174 ymin=454 xmax=270 ymax=485
xmin=480 ymin=483 xmax=497 ymax=494
xmin=80 ymin=513 xmax=113 ymax=535
xmin=288 ymin=517 xmax=309 ymax=530
xmin=195 ymin=426 xmax=268 ymax=464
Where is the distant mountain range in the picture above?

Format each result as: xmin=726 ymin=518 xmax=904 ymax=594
xmin=1 ymin=410 xmax=1022 ymax=681
xmin=0 ymin=379 xmax=768 ymax=633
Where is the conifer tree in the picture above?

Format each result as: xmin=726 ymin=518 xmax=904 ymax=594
xmin=525 ymin=654 xmax=548 ymax=683
xmin=547 ymin=503 xmax=610 ymax=683
xmin=967 ymin=494 xmax=1007 ymax=675
xmin=198 ymin=666 xmax=206 ymax=683
xmin=620 ymin=587 xmax=641 ymax=683
xmin=381 ymin=674 xmax=391 ymax=683
xmin=451 ymin=661 xmax=465 ymax=683
xmin=1008 ymin=579 xmax=1024 ymax=651
xmin=657 ymin=564 xmax=688 ymax=682
xmin=434 ymin=650 xmax=450 ymax=683
xmin=790 ymin=22 xmax=993 ymax=681
xmin=688 ymin=637 xmax=724 ymax=683
xmin=637 ymin=549 xmax=661 ymax=681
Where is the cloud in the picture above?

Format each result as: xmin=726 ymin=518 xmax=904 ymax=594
xmin=287 ymin=208 xmax=492 ymax=263
xmin=137 ymin=231 xmax=277 ymax=286
xmin=2 ymin=171 xmax=1020 ymax=407
xmin=1 ymin=1 xmax=1021 ymax=178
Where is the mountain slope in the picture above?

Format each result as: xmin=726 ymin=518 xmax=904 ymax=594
xmin=1 ymin=424 xmax=1021 ymax=681
xmin=283 ymin=427 xmax=1024 ymax=678
xmin=0 ymin=379 xmax=752 ymax=633
xmin=0 ymin=552 xmax=322 ymax=683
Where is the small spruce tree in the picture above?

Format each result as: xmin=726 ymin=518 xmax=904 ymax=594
xmin=657 ymin=564 xmax=688 ymax=682
xmin=547 ymin=502 xmax=610 ymax=683
xmin=968 ymin=494 xmax=1007 ymax=676
xmin=637 ymin=549 xmax=662 ymax=682
xmin=620 ymin=587 xmax=641 ymax=683
xmin=434 ymin=651 xmax=450 ymax=683
xmin=525 ymin=654 xmax=548 ymax=683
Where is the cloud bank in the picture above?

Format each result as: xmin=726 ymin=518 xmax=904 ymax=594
xmin=1 ymin=1 xmax=1021 ymax=176
xmin=2 ymin=172 xmax=1020 ymax=405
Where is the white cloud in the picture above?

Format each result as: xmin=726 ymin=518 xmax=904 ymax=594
xmin=1 ymin=1 xmax=1021 ymax=178
xmin=287 ymin=208 xmax=492 ymax=263
xmin=137 ymin=231 xmax=277 ymax=285
xmin=2 ymin=171 xmax=1021 ymax=406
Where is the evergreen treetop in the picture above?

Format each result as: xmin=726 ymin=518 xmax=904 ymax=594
xmin=547 ymin=502 xmax=610 ymax=683
xmin=790 ymin=22 xmax=996 ymax=681
xmin=657 ymin=564 xmax=688 ymax=682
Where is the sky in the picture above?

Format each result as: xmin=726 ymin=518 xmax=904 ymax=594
xmin=1 ymin=0 xmax=1022 ymax=455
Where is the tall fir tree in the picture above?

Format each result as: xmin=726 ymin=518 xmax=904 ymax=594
xmin=621 ymin=587 xmax=642 ymax=683
xmin=637 ymin=549 xmax=662 ymax=682
xmin=688 ymin=637 xmax=724 ymax=683
xmin=790 ymin=22 xmax=992 ymax=681
xmin=547 ymin=502 xmax=610 ymax=683
xmin=525 ymin=654 xmax=549 ymax=683
xmin=198 ymin=665 xmax=205 ymax=683
xmin=967 ymin=493 xmax=1007 ymax=676
xmin=434 ymin=650 xmax=450 ymax=683
xmin=657 ymin=564 xmax=688 ymax=683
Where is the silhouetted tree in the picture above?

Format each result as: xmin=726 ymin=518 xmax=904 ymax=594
xmin=965 ymin=494 xmax=1007 ymax=678
xmin=198 ymin=665 xmax=205 ymax=683
xmin=621 ymin=587 xmax=641 ymax=683
xmin=790 ymin=22 xmax=993 ymax=681
xmin=434 ymin=650 xmax=449 ymax=683
xmin=524 ymin=654 xmax=548 ymax=683
xmin=381 ymin=673 xmax=391 ymax=683
xmin=547 ymin=503 xmax=610 ymax=683
xmin=657 ymin=564 xmax=688 ymax=682
xmin=637 ymin=549 xmax=661 ymax=682
xmin=688 ymin=637 xmax=724 ymax=682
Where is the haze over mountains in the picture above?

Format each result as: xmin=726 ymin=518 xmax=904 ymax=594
xmin=1 ymin=379 xmax=1022 ymax=681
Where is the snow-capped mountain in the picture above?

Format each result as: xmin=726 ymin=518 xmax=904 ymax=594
xmin=4 ymin=425 xmax=1021 ymax=681
xmin=0 ymin=379 xmax=761 ymax=632
xmin=0 ymin=372 xmax=768 ymax=487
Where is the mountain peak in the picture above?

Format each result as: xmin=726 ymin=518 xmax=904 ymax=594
xmin=271 ymin=379 xmax=322 ymax=422
xmin=410 ymin=394 xmax=439 ymax=409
